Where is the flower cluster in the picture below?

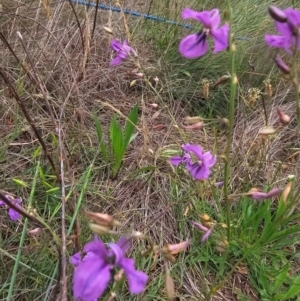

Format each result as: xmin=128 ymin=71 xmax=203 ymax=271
xmin=70 ymin=235 xmax=148 ymax=301
xmin=110 ymin=39 xmax=137 ymax=66
xmin=170 ymin=143 xmax=217 ymax=180
xmin=265 ymin=6 xmax=300 ymax=53
xmin=0 ymin=195 xmax=22 ymax=221
xmin=179 ymin=8 xmax=229 ymax=58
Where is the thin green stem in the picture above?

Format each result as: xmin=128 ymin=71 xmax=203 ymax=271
xmin=292 ymin=34 xmax=300 ymax=130
xmin=7 ymin=162 xmax=40 ymax=301
xmin=223 ymin=0 xmax=237 ymax=242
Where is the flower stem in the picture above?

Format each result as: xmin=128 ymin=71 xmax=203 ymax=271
xmin=223 ymin=0 xmax=237 ymax=242
xmin=292 ymin=35 xmax=300 ymax=131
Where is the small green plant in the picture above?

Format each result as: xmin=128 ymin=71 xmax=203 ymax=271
xmin=94 ymin=104 xmax=139 ymax=179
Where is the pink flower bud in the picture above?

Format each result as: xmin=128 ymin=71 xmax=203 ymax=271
xmin=276 ymin=108 xmax=291 ymax=125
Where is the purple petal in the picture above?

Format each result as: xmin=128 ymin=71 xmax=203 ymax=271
xmin=179 ymin=33 xmax=208 ymax=58
xmin=117 ymin=237 xmax=131 ymax=253
xmin=108 ymin=243 xmax=124 ymax=265
xmin=275 ymin=21 xmax=293 ymax=38
xmin=201 ymin=228 xmax=213 ymax=244
xmin=111 ymin=39 xmax=122 ymax=51
xmin=188 ymin=162 xmax=208 ymax=180
xmin=181 ymin=9 xmax=220 ymax=29
xmin=70 ymin=252 xmax=81 ymax=266
xmin=182 ymin=144 xmax=203 ymax=159
xmin=73 ymin=256 xmax=111 ymax=301
xmin=202 ymin=152 xmax=217 ymax=168
xmin=211 ymin=24 xmax=229 ymax=53
xmin=0 ymin=200 xmax=5 ymax=206
xmin=264 ymin=34 xmax=290 ymax=51
xmin=119 ymin=258 xmax=148 ymax=294
xmin=181 ymin=8 xmax=203 ymax=21
xmin=84 ymin=235 xmax=108 ymax=258
xmin=8 ymin=208 xmax=21 ymax=221
xmin=110 ymin=56 xmax=123 ymax=66
xmin=169 ymin=156 xmax=184 ymax=166
xmin=285 ymin=8 xmax=300 ymax=29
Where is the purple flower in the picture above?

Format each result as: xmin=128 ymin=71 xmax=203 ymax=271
xmin=179 ymin=8 xmax=229 ymax=58
xmin=170 ymin=143 xmax=216 ymax=180
xmin=250 ymin=188 xmax=282 ymax=200
xmin=265 ymin=7 xmax=300 ymax=53
xmin=70 ymin=235 xmax=148 ymax=301
xmin=192 ymin=221 xmax=213 ymax=244
xmin=110 ymin=39 xmax=137 ymax=66
xmin=0 ymin=195 xmax=22 ymax=221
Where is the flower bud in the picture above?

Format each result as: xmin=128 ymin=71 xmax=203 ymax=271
xmin=165 ymin=272 xmax=175 ymax=300
xmin=212 ymin=74 xmax=230 ymax=88
xmin=283 ymin=182 xmax=292 ymax=203
xmin=164 ymin=240 xmax=190 ymax=255
xmin=274 ymin=55 xmax=290 ymax=75
xmin=268 ymin=6 xmax=287 ymax=23
xmin=27 ymin=227 xmax=41 ymax=236
xmin=183 ymin=116 xmax=202 ymax=124
xmin=276 ymin=108 xmax=290 ymax=125
xmin=89 ymin=223 xmax=110 ymax=235
xmin=85 ymin=211 xmax=121 ymax=227
xmin=182 ymin=122 xmax=203 ymax=130
xmin=258 ymin=126 xmax=276 ymax=135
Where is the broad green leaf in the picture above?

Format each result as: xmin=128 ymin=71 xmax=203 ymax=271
xmin=110 ymin=116 xmax=124 ymax=177
xmin=124 ymin=104 xmax=138 ymax=149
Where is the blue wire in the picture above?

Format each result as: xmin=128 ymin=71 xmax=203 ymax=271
xmin=69 ymin=0 xmax=248 ymax=40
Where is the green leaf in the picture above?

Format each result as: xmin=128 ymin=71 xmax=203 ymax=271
xmin=46 ymin=187 xmax=60 ymax=193
xmin=124 ymin=104 xmax=138 ymax=149
xmin=281 ymin=274 xmax=300 ymax=299
xmin=12 ymin=178 xmax=29 ymax=188
xmin=273 ymin=264 xmax=289 ymax=292
xmin=94 ymin=114 xmax=108 ymax=163
xmin=110 ymin=116 xmax=124 ymax=177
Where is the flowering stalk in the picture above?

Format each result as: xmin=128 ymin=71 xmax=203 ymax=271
xmin=292 ymin=37 xmax=300 ymax=129
xmin=223 ymin=0 xmax=237 ymax=242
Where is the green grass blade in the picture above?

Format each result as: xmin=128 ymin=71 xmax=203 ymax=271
xmin=6 ymin=161 xmax=40 ymax=301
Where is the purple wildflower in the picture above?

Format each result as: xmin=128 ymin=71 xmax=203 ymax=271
xmin=0 ymin=195 xmax=22 ymax=221
xmin=179 ymin=8 xmax=229 ymax=58
xmin=70 ymin=235 xmax=148 ymax=301
xmin=250 ymin=188 xmax=282 ymax=200
xmin=110 ymin=39 xmax=137 ymax=66
xmin=265 ymin=7 xmax=300 ymax=53
xmin=192 ymin=221 xmax=213 ymax=244
xmin=170 ymin=143 xmax=216 ymax=180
